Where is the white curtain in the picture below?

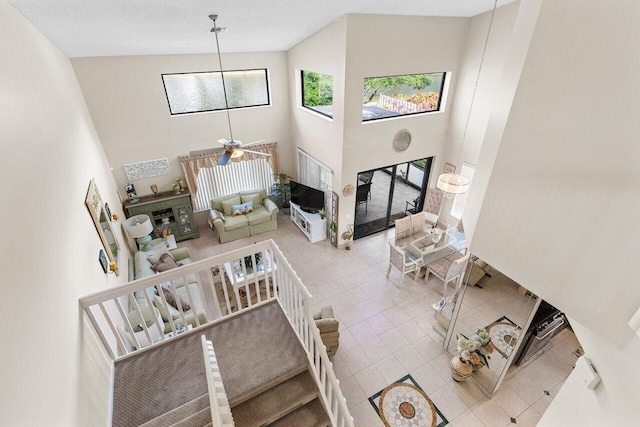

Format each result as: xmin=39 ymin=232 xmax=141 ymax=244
xmin=297 ymin=148 xmax=333 ymax=221
xmin=192 ymin=158 xmax=275 ymax=212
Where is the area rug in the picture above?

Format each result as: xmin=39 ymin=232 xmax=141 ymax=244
xmin=369 ymin=374 xmax=448 ymax=427
xmin=486 ymin=316 xmax=522 ymax=358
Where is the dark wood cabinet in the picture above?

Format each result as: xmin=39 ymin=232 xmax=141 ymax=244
xmin=124 ymin=191 xmax=199 ymax=241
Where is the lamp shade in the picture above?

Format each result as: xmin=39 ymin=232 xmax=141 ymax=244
xmin=437 ymin=173 xmax=470 ymax=195
xmin=124 ymin=214 xmax=153 ymax=239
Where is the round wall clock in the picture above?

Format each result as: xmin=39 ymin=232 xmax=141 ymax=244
xmin=393 ymin=129 xmax=412 ymax=152
xmin=343 ymin=184 xmax=355 ymax=197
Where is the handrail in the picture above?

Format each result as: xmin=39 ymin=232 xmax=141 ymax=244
xmin=270 ymin=249 xmax=354 ymax=427
xmin=201 ymin=335 xmax=235 ymax=427
xmin=79 ymin=239 xmax=353 ymax=426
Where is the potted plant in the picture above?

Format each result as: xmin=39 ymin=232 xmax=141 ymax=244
xmin=272 ymin=173 xmax=292 ymax=211
xmin=330 ymin=221 xmax=337 ymax=235
xmin=318 ymin=208 xmax=326 ymax=219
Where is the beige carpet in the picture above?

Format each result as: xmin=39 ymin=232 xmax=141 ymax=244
xmin=112 ymin=300 xmax=307 ymax=426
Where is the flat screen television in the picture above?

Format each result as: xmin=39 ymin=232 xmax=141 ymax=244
xmin=290 ymin=180 xmax=325 ymax=212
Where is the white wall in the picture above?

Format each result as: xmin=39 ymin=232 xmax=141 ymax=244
xmin=287 ymin=17 xmax=348 ymax=186
xmin=539 ymin=317 xmax=640 ymax=426
xmin=0 ymin=0 xmax=127 ymax=424
xmin=341 ymin=14 xmax=468 ymax=194
xmin=289 ymin=14 xmax=469 ymax=241
xmin=470 ymin=0 xmax=640 ymax=421
xmin=72 ymin=52 xmax=293 ymax=206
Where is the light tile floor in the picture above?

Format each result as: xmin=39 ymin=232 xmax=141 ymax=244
xmin=182 ymin=213 xmax=580 ymax=426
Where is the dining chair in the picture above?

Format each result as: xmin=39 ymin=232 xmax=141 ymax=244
xmin=386 ymin=242 xmax=420 ymax=286
xmin=425 ymin=252 xmax=470 ymax=296
xmin=358 ymin=171 xmax=374 ymax=185
xmin=410 ymin=212 xmax=427 ymax=239
xmin=394 ymin=216 xmax=412 ymax=248
xmin=355 ymin=183 xmax=371 ymax=213
xmin=423 ymin=188 xmax=444 ymax=227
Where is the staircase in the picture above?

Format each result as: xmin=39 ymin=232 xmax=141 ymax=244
xmin=112 ymin=301 xmax=331 ymax=426
xmin=210 ymin=300 xmax=330 ymax=427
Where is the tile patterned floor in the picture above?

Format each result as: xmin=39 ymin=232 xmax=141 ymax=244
xmin=182 ymin=213 xmax=579 ymax=426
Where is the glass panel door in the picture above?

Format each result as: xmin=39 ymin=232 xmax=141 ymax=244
xmin=354 ymin=157 xmax=432 ymax=239
xmin=354 ymin=168 xmax=391 ymax=238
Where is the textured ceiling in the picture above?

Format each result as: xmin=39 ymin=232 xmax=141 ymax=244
xmin=8 ymin=0 xmax=515 ymax=58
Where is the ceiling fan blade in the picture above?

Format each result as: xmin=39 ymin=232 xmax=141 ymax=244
xmin=242 ymin=149 xmax=271 ymax=157
xmin=217 ymin=151 xmax=232 ymax=166
xmin=242 ymin=139 xmax=266 ymax=148
xmin=217 ymin=138 xmax=231 ymax=145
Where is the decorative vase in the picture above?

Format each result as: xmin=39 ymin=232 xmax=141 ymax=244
xmin=450 ymin=356 xmax=473 ymax=382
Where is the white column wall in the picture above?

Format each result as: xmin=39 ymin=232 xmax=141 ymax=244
xmin=470 ymin=0 xmax=640 ymax=422
xmin=0 ymin=0 xmax=128 ymax=425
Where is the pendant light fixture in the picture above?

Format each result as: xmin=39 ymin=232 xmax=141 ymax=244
xmin=209 ymin=14 xmax=239 ymax=164
xmin=437 ymin=0 xmax=498 ymax=198
xmin=207 ymin=14 xmax=271 ymax=166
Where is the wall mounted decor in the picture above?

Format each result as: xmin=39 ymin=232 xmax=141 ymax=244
xmin=444 ymin=162 xmax=456 ymax=174
xmin=86 ymin=179 xmax=120 ymax=276
xmin=343 ymin=184 xmax=355 ymax=197
xmin=392 ymin=129 xmax=412 ymax=152
xmin=330 ymin=191 xmax=339 ymax=247
xmin=124 ymin=158 xmax=171 ymax=181
xmin=98 ymin=249 xmax=108 ymax=273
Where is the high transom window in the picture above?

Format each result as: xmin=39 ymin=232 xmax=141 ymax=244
xmin=162 ymin=69 xmax=270 ymax=115
xmin=362 ymin=72 xmax=446 ymax=121
xmin=301 ymin=70 xmax=334 ymax=118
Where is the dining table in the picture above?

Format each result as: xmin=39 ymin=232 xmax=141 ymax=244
xmin=405 ymin=227 xmax=468 ymax=267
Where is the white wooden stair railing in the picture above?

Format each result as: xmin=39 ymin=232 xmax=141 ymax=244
xmin=201 ymin=335 xmax=234 ymax=427
xmin=79 ymin=239 xmax=354 ymax=427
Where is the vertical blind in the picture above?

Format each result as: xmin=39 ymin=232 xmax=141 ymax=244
xmin=297 ymin=148 xmax=333 ymax=221
xmin=193 ymin=158 xmax=274 ymax=212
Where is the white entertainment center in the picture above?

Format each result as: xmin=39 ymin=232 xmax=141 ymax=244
xmin=290 ymin=202 xmax=327 ymax=243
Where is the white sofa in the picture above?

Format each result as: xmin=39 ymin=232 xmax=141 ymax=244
xmin=127 ymin=247 xmax=206 ymax=337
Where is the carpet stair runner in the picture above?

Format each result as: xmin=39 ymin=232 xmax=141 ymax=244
xmin=112 ymin=301 xmax=331 ymax=426
xmin=232 ymin=370 xmax=329 ymax=427
xmin=139 ymin=394 xmax=211 ymax=427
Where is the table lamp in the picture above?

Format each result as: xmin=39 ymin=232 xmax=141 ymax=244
xmin=124 ymin=214 xmax=154 ymax=252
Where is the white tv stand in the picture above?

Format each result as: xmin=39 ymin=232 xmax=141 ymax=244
xmin=290 ymin=202 xmax=327 ymax=243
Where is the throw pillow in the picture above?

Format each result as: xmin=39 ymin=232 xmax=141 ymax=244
xmin=231 ymin=201 xmax=254 ymax=216
xmin=221 ymin=196 xmax=241 ymax=216
xmin=241 ymin=193 xmax=262 ymax=207
xmin=147 ymin=251 xmax=175 ymax=265
xmin=161 ymin=284 xmax=191 ymax=311
xmin=153 ymin=295 xmax=181 ymax=321
xmin=150 ymin=253 xmax=182 ymax=273
xmin=210 ymin=209 xmax=225 ymax=222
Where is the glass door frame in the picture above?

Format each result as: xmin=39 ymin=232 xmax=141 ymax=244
xmin=354 ymin=156 xmax=433 ymax=239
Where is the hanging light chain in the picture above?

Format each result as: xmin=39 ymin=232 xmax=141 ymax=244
xmin=210 ymin=14 xmax=234 ymax=143
xmin=456 ymin=0 xmax=498 ymax=170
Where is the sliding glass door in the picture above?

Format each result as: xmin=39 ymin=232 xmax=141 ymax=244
xmin=354 ymin=157 xmax=432 ymax=239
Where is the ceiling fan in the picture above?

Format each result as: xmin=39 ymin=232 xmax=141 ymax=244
xmin=215 ymin=138 xmax=270 ymax=166
xmin=194 ymin=13 xmax=271 ymax=166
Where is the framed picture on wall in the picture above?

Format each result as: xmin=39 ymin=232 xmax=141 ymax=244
xmin=444 ymin=163 xmax=456 ymax=174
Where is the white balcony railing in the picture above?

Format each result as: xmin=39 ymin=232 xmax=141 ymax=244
xmin=79 ymin=239 xmax=354 ymax=427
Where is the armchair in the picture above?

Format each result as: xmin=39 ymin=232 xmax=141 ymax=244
xmin=313 ymin=306 xmax=340 ymax=357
